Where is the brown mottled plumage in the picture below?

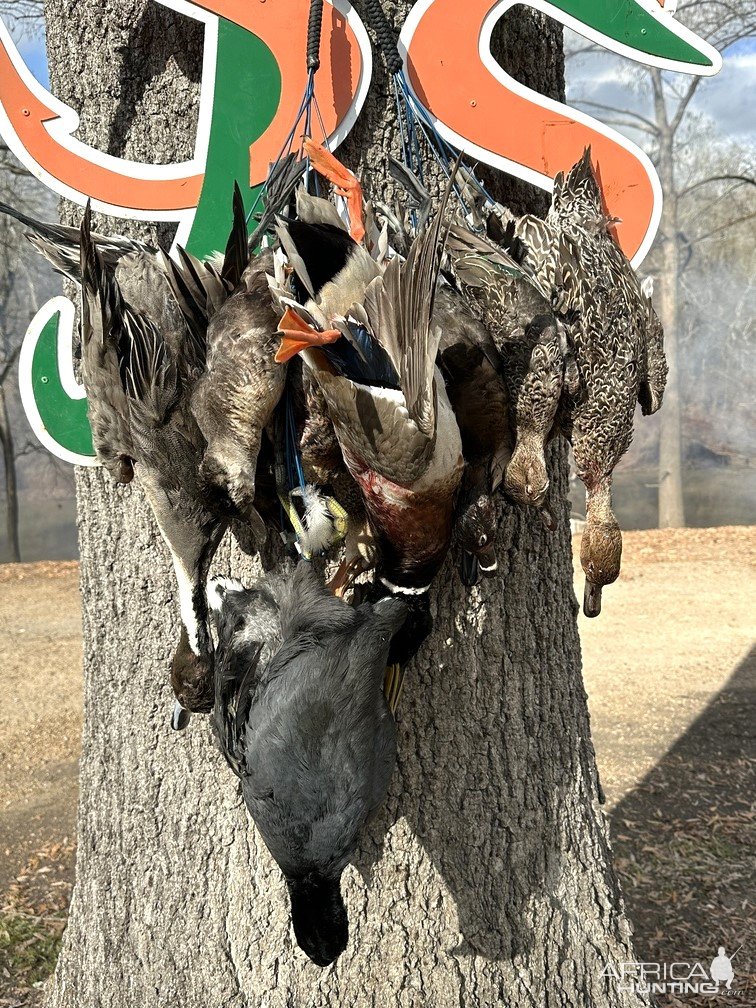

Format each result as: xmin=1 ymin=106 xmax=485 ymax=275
xmin=517 ymin=149 xmax=668 ymax=615
xmin=445 ymin=222 xmax=563 ymax=519
xmin=192 ymin=247 xmax=286 ymax=536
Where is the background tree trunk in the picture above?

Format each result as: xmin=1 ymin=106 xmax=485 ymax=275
xmin=652 ymin=73 xmax=686 ymax=529
xmin=44 ymin=2 xmax=650 ymax=1004
xmin=0 ymin=385 xmax=21 ymax=562
xmin=656 ymin=163 xmax=686 ymax=528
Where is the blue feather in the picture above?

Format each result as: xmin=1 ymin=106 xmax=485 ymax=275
xmin=323 ymin=324 xmax=399 ymax=389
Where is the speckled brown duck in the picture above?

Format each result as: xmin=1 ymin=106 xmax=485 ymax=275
xmin=445 ymin=222 xmax=565 ymax=525
xmin=512 ymin=149 xmax=668 ymax=615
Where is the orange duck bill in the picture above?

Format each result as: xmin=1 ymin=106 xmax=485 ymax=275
xmin=303 ymin=137 xmax=366 ymax=244
xmin=275 ymin=307 xmax=342 ymax=363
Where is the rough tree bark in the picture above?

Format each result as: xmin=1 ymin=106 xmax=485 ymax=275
xmin=44 ymin=2 xmax=650 ymax=1005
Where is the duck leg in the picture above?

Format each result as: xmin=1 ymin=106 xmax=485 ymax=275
xmin=327 ymin=515 xmax=377 ymax=598
xmin=579 ymin=475 xmax=622 ymax=618
xmin=303 ymin=137 xmax=366 ymax=244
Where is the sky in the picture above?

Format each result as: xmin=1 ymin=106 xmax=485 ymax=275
xmin=566 ymin=31 xmax=756 ymax=151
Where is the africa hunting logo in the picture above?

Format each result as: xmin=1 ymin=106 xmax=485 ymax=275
xmin=601 ymin=946 xmax=749 ymax=998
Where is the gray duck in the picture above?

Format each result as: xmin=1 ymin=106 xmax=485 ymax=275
xmin=78 ymin=207 xmax=229 ymax=724
xmin=209 ymin=564 xmax=407 ymax=967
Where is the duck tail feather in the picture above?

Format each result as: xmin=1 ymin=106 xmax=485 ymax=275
xmin=221 ymin=181 xmax=249 ymax=290
xmin=386 ymin=157 xmax=459 ymax=430
xmin=249 ymin=154 xmax=306 ymax=249
xmin=387 ymin=156 xmax=432 ymax=229
xmin=0 ymin=200 xmax=82 ymax=282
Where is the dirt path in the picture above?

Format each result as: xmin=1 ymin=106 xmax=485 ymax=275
xmin=0 ymin=563 xmax=82 ymax=895
xmin=0 ymin=529 xmax=753 ymax=1004
xmin=576 ymin=526 xmax=755 ymax=808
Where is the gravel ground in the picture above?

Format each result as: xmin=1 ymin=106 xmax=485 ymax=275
xmin=0 ymin=529 xmax=753 ymax=1006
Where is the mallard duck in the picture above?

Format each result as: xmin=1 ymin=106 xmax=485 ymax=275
xmin=79 ymin=207 xmax=228 ymax=725
xmin=514 ymin=150 xmax=667 ymax=615
xmin=209 ymin=564 xmax=407 ymax=967
xmin=271 ymin=175 xmax=464 ymax=665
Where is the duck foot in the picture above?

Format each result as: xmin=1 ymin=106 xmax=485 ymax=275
xmin=583 ymin=580 xmax=602 ymax=618
xmin=303 ymin=137 xmax=366 ymax=244
xmin=171 ymin=700 xmax=191 ymax=731
xmin=327 ymin=556 xmax=365 ymax=599
xmin=383 ymin=663 xmax=406 ymax=716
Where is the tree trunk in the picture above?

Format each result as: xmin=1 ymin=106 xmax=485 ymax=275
xmin=0 ymin=385 xmax=20 ymax=563
xmin=656 ymin=138 xmax=686 ymax=528
xmin=44 ymin=2 xmax=649 ymax=1005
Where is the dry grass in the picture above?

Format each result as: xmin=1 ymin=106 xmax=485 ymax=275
xmin=0 ymin=843 xmax=74 ymax=1007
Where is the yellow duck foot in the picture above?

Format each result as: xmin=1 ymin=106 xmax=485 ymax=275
xmin=383 ymin=663 xmax=406 ymax=717
xmin=303 ymin=137 xmax=366 ymax=244
xmin=583 ymin=580 xmax=602 ymax=618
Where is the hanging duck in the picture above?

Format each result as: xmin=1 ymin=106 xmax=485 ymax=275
xmin=435 ymin=284 xmax=513 ymax=585
xmin=78 ymin=206 xmax=229 ymax=727
xmin=378 ymin=159 xmax=515 ymax=585
xmin=511 ymin=150 xmax=667 ymax=616
xmin=444 ymin=221 xmax=566 ymax=528
xmin=271 ymin=148 xmax=464 ymax=672
xmin=209 ymin=564 xmax=408 ymax=967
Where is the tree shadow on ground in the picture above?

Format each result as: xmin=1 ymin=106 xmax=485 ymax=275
xmin=610 ymin=645 xmax=756 ymax=1005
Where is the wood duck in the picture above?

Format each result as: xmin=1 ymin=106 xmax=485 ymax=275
xmin=512 ymin=150 xmax=667 ymax=615
xmin=209 ymin=564 xmax=407 ymax=967
xmin=270 ymin=167 xmax=464 ymax=666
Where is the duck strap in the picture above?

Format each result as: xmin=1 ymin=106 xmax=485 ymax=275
xmin=306 ymin=0 xmax=325 ymax=71
xmin=364 ymin=0 xmax=403 ymax=75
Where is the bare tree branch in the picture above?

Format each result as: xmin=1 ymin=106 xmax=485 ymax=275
xmin=692 ymin=210 xmax=756 ymax=245
xmin=681 ymin=174 xmax=756 ymax=197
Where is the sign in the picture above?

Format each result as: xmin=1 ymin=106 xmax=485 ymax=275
xmin=0 ymin=0 xmax=720 ymax=465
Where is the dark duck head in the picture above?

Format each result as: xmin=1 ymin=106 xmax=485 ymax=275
xmin=456 ymin=477 xmax=498 ymax=586
xmin=209 ymin=563 xmax=407 ymax=967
